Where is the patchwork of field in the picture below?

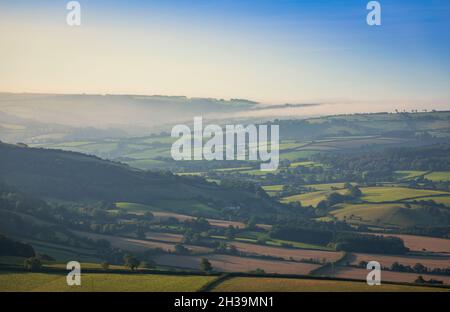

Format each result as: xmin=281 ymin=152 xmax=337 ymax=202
xmin=228 ymin=241 xmax=343 ymax=263
xmin=349 ymin=253 xmax=450 ymax=270
xmin=333 ymin=267 xmax=450 ymax=285
xmin=154 ymin=254 xmax=321 ymax=274
xmin=71 ymin=230 xmax=212 ymax=253
xmin=0 ymin=272 xmax=213 ymax=292
xmin=394 ymin=171 xmax=427 ymax=181
xmin=211 ymin=277 xmax=446 ymax=292
xmin=117 ymin=202 xmax=268 ymax=230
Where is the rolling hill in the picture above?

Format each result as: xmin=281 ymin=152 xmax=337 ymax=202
xmin=0 ymin=142 xmax=282 ymax=219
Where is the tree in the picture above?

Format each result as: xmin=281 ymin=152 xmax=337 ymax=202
xmin=140 ymin=260 xmax=156 ymax=269
xmin=415 ymin=276 xmax=426 ymax=284
xmin=144 ymin=211 xmax=154 ymax=221
xmin=174 ymin=244 xmax=189 ymax=254
xmin=225 ymin=226 xmax=235 ymax=240
xmin=200 ymin=258 xmax=212 ymax=273
xmin=136 ymin=227 xmax=146 ymax=239
xmin=101 ymin=261 xmax=110 ymax=271
xmin=413 ymin=263 xmax=427 ymax=274
xmin=123 ymin=254 xmax=140 ymax=271
xmin=24 ymin=257 xmax=42 ymax=271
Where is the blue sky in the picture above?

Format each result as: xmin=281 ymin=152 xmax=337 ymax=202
xmin=0 ymin=0 xmax=449 ymax=109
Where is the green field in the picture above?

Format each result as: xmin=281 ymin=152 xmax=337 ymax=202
xmin=410 ymin=196 xmax=450 ymax=206
xmin=0 ymin=272 xmax=214 ymax=292
xmin=360 ymin=187 xmax=448 ymax=202
xmin=329 ymin=203 xmax=444 ymax=228
xmin=424 ymin=171 xmax=450 ymax=182
xmin=394 ymin=171 xmax=427 ymax=181
xmin=281 ymin=189 xmax=348 ymax=207
xmin=261 ymin=184 xmax=284 ymax=196
xmin=211 ymin=277 xmax=445 ymax=292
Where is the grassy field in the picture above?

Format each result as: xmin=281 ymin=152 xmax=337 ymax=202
xmin=116 ymin=200 xmax=221 ymax=218
xmin=424 ymin=171 xmax=450 ymax=182
xmin=0 ymin=272 xmax=214 ymax=292
xmin=211 ymin=277 xmax=445 ymax=292
xmin=330 ymin=203 xmax=444 ymax=228
xmin=360 ymin=187 xmax=447 ymax=202
xmin=281 ymin=189 xmax=348 ymax=207
xmin=394 ymin=171 xmax=427 ymax=181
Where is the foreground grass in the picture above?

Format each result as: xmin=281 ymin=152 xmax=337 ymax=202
xmin=0 ymin=272 xmax=214 ymax=292
xmin=212 ymin=277 xmax=448 ymax=292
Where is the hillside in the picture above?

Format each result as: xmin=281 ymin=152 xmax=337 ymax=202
xmin=0 ymin=142 xmax=282 ymax=219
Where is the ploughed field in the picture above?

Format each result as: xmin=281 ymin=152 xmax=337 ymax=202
xmin=154 ymin=254 xmax=321 ymax=275
xmin=349 ymin=253 xmax=450 ymax=270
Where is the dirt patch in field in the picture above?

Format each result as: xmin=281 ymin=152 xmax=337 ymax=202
xmin=229 ymin=241 xmax=342 ymax=263
xmin=154 ymin=254 xmax=320 ymax=274
xmin=350 ymin=253 xmax=450 ymax=270
xmin=334 ymin=267 xmax=450 ymax=285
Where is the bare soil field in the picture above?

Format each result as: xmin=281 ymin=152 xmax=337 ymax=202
xmin=154 ymin=254 xmax=321 ymax=274
xmin=72 ymin=230 xmax=211 ymax=253
xmin=151 ymin=211 xmax=246 ymax=229
xmin=366 ymin=232 xmax=450 ymax=253
xmin=229 ymin=241 xmax=343 ymax=263
xmin=333 ymin=267 xmax=450 ymax=285
xmin=350 ymin=253 xmax=450 ymax=269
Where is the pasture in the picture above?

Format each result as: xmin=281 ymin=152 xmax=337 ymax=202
xmin=0 ymin=272 xmax=213 ymax=292
xmin=211 ymin=276 xmax=444 ymax=292
xmin=154 ymin=254 xmax=321 ymax=275
xmin=330 ymin=203 xmax=443 ymax=228
xmin=360 ymin=187 xmax=447 ymax=202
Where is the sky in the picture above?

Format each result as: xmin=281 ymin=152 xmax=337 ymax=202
xmin=0 ymin=0 xmax=449 ymax=110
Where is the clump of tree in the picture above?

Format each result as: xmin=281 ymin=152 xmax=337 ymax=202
xmin=200 ymin=258 xmax=213 ymax=273
xmin=24 ymin=257 xmax=42 ymax=271
xmin=335 ymin=234 xmax=408 ymax=254
xmin=123 ymin=254 xmax=140 ymax=271
xmin=415 ymin=275 xmax=443 ymax=285
xmin=174 ymin=244 xmax=190 ymax=255
xmin=0 ymin=234 xmax=35 ymax=258
xmin=270 ymin=225 xmax=334 ymax=245
xmin=101 ymin=262 xmax=110 ymax=271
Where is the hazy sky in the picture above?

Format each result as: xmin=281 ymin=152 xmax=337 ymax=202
xmin=1 ymin=0 xmax=449 ymax=108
